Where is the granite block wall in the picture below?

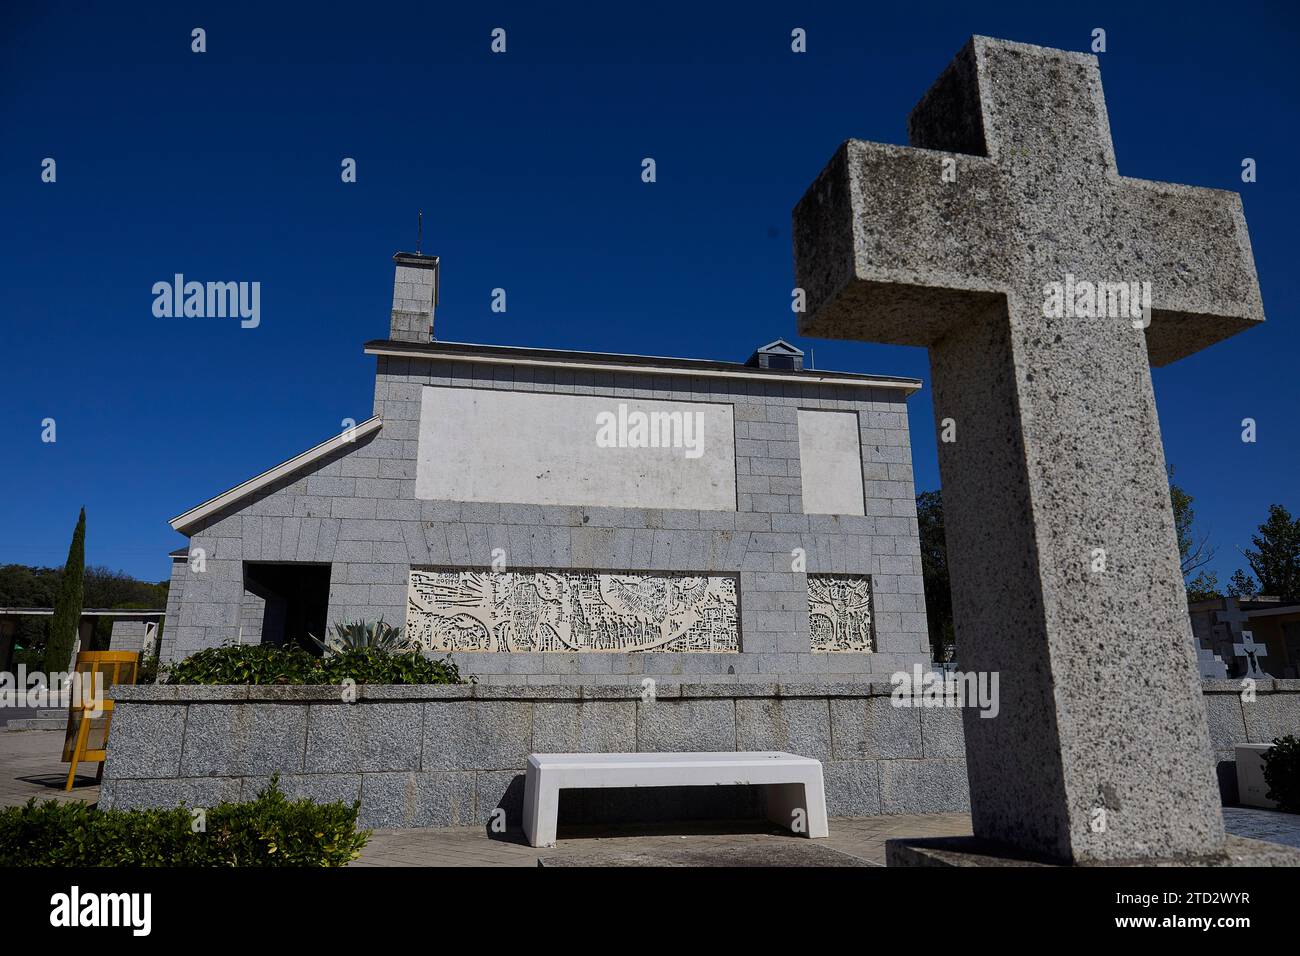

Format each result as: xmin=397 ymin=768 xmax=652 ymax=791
xmin=100 ymin=681 xmax=1300 ymax=828
xmin=107 ymin=621 xmax=155 ymax=654
xmin=157 ymin=555 xmax=188 ymax=665
xmin=165 ymin=354 xmax=930 ymax=679
xmin=101 ymin=681 xmax=970 ymax=827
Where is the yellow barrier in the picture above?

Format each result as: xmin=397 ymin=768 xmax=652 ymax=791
xmin=62 ymin=650 xmax=139 ymax=791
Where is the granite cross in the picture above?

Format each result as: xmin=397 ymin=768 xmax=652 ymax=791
xmin=1216 ymin=602 xmax=1250 ymax=629
xmin=793 ymin=37 xmax=1265 ymax=864
xmin=1233 ymin=630 xmax=1270 ymax=679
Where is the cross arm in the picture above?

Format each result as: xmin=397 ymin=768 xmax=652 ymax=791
xmin=1111 ymin=175 xmax=1265 ymax=366
xmin=792 ymin=139 xmax=1010 ymax=347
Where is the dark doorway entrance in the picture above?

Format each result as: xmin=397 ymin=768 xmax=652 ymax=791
xmin=243 ymin=563 xmax=331 ymax=653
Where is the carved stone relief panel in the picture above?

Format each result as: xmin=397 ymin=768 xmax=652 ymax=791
xmin=407 ymin=569 xmax=740 ymax=653
xmin=808 ymin=574 xmax=873 ymax=652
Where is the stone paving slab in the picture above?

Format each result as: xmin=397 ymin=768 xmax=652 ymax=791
xmin=887 ymin=833 xmax=1300 ymax=868
xmin=0 ymin=729 xmax=100 ymax=806
xmin=540 ymin=841 xmax=868 ymax=867
xmin=351 ymin=814 xmax=974 ymax=867
xmin=1222 ymin=806 xmax=1300 ymax=850
xmin=0 ymin=707 xmax=65 ymax=728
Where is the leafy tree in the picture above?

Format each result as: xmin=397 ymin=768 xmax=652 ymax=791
xmin=0 ymin=557 xmax=168 ymax=660
xmin=1235 ymin=504 xmax=1300 ymax=601
xmin=0 ymin=564 xmax=60 ymax=657
xmin=1184 ymin=571 xmax=1220 ymax=603
xmin=1227 ymin=568 xmax=1258 ymax=599
xmin=915 ymin=490 xmax=954 ymax=663
xmin=83 ymin=567 xmax=169 ymax=649
xmin=1168 ymin=466 xmax=1219 ymax=600
xmin=43 ymin=509 xmax=85 ymax=672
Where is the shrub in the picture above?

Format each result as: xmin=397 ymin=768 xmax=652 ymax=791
xmin=166 ymin=644 xmax=323 ymax=685
xmin=166 ymin=642 xmax=464 ymax=686
xmin=135 ymin=652 xmax=162 ymax=685
xmin=1263 ymin=735 xmax=1300 ymax=813
xmin=309 ymin=617 xmax=411 ymax=654
xmin=0 ymin=778 xmax=368 ymax=866
xmin=320 ymin=646 xmax=462 ymax=685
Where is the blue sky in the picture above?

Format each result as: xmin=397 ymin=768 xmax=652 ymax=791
xmin=1 ymin=1 xmax=1296 ymax=586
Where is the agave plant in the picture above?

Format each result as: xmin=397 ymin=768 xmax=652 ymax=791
xmin=308 ymin=618 xmax=412 ymax=655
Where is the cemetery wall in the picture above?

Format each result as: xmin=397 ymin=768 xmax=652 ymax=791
xmin=1201 ymin=679 xmax=1300 ymax=802
xmin=100 ymin=681 xmax=969 ymax=826
xmin=101 ymin=680 xmax=1300 ymax=826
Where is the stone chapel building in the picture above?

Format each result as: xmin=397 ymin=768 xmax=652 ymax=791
xmin=159 ymin=253 xmax=931 ymax=681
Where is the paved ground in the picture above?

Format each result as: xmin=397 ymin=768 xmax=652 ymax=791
xmin=0 ymin=728 xmax=99 ymax=805
xmin=3 ymin=728 xmax=1299 ymax=866
xmin=1223 ymin=806 xmax=1300 ymax=849
xmin=352 ymin=813 xmax=972 ymax=866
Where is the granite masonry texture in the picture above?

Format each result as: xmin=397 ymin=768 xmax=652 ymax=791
xmin=388 ymin=252 xmax=437 ymax=343
xmin=160 ymin=354 xmax=931 ymax=679
xmin=792 ymin=37 xmax=1265 ymax=864
xmin=108 ymin=620 xmax=154 ymax=653
xmin=98 ymin=681 xmax=1297 ymax=828
xmin=101 ymin=681 xmax=973 ymax=826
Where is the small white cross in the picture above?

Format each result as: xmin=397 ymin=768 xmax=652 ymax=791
xmin=1233 ymin=629 xmax=1270 ymax=678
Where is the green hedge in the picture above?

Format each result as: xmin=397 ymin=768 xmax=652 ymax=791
xmin=1264 ymin=735 xmax=1300 ymax=813
xmin=320 ymin=646 xmax=462 ymax=685
xmin=165 ymin=643 xmax=464 ymax=686
xmin=0 ymin=779 xmax=369 ymax=866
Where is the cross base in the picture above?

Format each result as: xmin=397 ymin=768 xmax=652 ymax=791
xmin=886 ymin=834 xmax=1300 ymax=868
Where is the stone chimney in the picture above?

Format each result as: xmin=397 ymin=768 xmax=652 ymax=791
xmin=389 ymin=252 xmax=439 ymax=342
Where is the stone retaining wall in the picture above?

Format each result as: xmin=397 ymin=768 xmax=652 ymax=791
xmin=99 ymin=680 xmax=1299 ymax=828
xmin=100 ymin=681 xmax=968 ymax=828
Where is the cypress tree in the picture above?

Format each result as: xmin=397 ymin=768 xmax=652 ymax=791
xmin=45 ymin=508 xmax=86 ymax=672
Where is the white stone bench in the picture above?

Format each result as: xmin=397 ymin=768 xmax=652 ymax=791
xmin=522 ymin=751 xmax=830 ymax=847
